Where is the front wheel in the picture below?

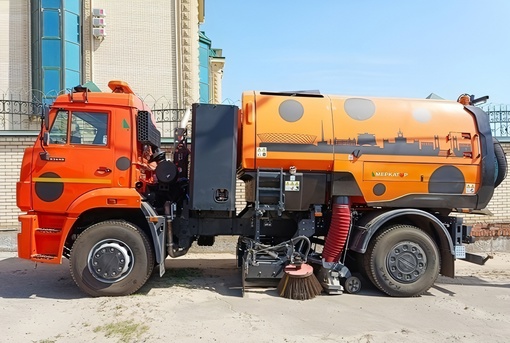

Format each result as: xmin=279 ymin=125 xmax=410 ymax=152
xmin=69 ymin=220 xmax=154 ymax=296
xmin=364 ymin=224 xmax=439 ymax=297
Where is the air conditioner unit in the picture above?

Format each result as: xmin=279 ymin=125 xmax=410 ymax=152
xmin=92 ymin=17 xmax=106 ymax=27
xmin=92 ymin=8 xmax=106 ymax=17
xmin=93 ymin=27 xmax=107 ymax=38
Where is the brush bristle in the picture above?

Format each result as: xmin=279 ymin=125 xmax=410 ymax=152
xmin=277 ymin=265 xmax=323 ymax=300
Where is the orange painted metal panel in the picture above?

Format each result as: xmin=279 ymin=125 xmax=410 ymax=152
xmin=18 ymin=214 xmax=37 ymax=259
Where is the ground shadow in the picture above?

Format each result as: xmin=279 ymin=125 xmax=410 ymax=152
xmin=0 ymin=256 xmax=85 ymax=299
xmin=139 ymin=257 xmax=245 ymax=297
xmin=435 ymin=274 xmax=510 ymax=290
xmin=139 ymin=257 xmax=388 ymax=298
xmin=3 ymin=254 xmax=507 ymax=301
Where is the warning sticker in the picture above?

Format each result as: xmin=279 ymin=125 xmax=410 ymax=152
xmin=285 ymin=181 xmax=300 ymax=191
xmin=257 ymin=147 xmax=267 ymax=158
xmin=465 ymin=183 xmax=475 ymax=194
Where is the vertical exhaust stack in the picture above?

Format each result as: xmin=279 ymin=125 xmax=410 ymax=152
xmin=179 ymin=108 xmax=191 ymax=130
xmin=173 ymin=108 xmax=191 ymax=179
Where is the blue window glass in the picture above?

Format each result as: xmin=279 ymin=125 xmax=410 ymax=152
xmin=42 ymin=10 xmax=60 ymax=37
xmin=199 ymin=83 xmax=209 ymax=103
xmin=42 ymin=0 xmax=60 ymax=8
xmin=199 ymin=65 xmax=208 ymax=85
xmin=64 ymin=0 xmax=80 ymax=14
xmin=65 ymin=41 xmax=80 ymax=71
xmin=33 ymin=0 xmax=82 ymax=103
xmin=65 ymin=69 xmax=80 ymax=89
xmin=43 ymin=98 xmax=55 ymax=107
xmin=199 ymin=45 xmax=209 ymax=66
xmin=199 ymin=42 xmax=210 ymax=103
xmin=42 ymin=39 xmax=61 ymax=66
xmin=64 ymin=11 xmax=79 ymax=43
xmin=43 ymin=68 xmax=61 ymax=95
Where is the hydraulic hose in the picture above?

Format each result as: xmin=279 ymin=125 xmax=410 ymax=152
xmin=322 ymin=197 xmax=351 ymax=263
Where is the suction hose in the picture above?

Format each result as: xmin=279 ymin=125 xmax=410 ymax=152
xmin=322 ymin=197 xmax=351 ymax=263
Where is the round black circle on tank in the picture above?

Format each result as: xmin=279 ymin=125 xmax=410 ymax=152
xmin=373 ymin=183 xmax=386 ymax=196
xmin=116 ymin=157 xmax=131 ymax=171
xmin=155 ymin=160 xmax=178 ymax=183
xmin=35 ymin=172 xmax=64 ymax=202
xmin=278 ymin=99 xmax=304 ymax=122
xmin=428 ymin=166 xmax=465 ymax=194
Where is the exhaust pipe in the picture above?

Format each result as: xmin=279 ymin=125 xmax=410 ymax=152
xmin=164 ymin=201 xmax=190 ymax=258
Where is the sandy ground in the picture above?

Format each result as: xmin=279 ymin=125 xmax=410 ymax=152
xmin=1 ymin=252 xmax=509 ymax=343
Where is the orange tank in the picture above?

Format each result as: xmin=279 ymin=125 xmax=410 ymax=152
xmin=239 ymin=91 xmax=500 ymax=210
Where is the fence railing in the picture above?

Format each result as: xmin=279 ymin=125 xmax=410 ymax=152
xmin=485 ymin=104 xmax=510 ymax=141
xmin=0 ymin=98 xmax=187 ymax=138
xmin=151 ymin=108 xmax=188 ymax=138
xmin=0 ymin=98 xmax=44 ymax=131
xmin=2 ymin=97 xmax=510 ymax=141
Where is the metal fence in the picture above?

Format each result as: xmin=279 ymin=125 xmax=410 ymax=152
xmin=0 ymin=98 xmax=44 ymax=131
xmin=2 ymin=96 xmax=510 ymax=141
xmin=151 ymin=107 xmax=188 ymax=138
xmin=0 ymin=97 xmax=187 ymax=138
xmin=485 ymin=104 xmax=510 ymax=141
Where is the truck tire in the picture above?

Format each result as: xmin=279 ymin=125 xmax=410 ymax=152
xmin=494 ymin=137 xmax=507 ymax=188
xmin=69 ymin=220 xmax=154 ymax=296
xmin=363 ymin=224 xmax=439 ymax=297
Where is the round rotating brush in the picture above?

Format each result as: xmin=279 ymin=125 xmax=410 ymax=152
xmin=277 ymin=263 xmax=323 ymax=300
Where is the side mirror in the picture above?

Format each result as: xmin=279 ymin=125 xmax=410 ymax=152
xmin=43 ymin=131 xmax=50 ymax=146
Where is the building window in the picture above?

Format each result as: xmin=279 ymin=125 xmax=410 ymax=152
xmin=199 ymin=32 xmax=211 ymax=103
xmin=31 ymin=0 xmax=82 ymax=105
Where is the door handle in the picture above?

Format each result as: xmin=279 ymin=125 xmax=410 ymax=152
xmin=97 ymin=167 xmax=112 ymax=174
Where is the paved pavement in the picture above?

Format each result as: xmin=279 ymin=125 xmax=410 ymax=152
xmin=0 ymin=229 xmax=17 ymax=252
xmin=1 ymin=251 xmax=510 ymax=343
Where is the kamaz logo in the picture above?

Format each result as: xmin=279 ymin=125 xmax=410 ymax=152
xmin=372 ymin=171 xmax=408 ymax=177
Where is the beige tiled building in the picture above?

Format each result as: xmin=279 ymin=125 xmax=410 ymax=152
xmin=0 ymin=0 xmax=225 ymax=227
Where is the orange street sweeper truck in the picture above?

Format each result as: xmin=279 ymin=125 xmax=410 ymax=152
xmin=16 ymin=81 xmax=507 ymax=297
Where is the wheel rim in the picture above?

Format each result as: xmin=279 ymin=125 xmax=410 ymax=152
xmin=346 ymin=277 xmax=361 ymax=293
xmin=386 ymin=241 xmax=427 ymax=284
xmin=87 ymin=239 xmax=134 ymax=283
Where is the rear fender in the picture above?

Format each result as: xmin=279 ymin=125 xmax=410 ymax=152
xmin=349 ymin=209 xmax=455 ymax=277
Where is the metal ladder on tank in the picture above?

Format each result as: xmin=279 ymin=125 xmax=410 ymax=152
xmin=254 ymin=168 xmax=285 ymax=241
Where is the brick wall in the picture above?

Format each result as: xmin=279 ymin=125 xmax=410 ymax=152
xmin=457 ymin=143 xmax=510 ymax=226
xmin=0 ymin=134 xmax=37 ymax=228
xmin=0 ymin=0 xmax=30 ymax=96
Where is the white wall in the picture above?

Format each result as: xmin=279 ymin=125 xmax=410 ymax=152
xmin=88 ymin=0 xmax=200 ymax=109
xmin=0 ymin=0 xmax=30 ymax=97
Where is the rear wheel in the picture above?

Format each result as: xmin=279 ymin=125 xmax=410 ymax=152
xmin=494 ymin=137 xmax=507 ymax=188
xmin=364 ymin=224 xmax=439 ymax=297
xmin=69 ymin=220 xmax=154 ymax=296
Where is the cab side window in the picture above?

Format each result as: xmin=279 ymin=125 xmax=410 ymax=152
xmin=48 ymin=111 xmax=108 ymax=145
xmin=72 ymin=112 xmax=108 ymax=145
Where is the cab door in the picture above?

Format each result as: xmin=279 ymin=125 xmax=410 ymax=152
xmin=31 ymin=109 xmax=116 ymax=213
